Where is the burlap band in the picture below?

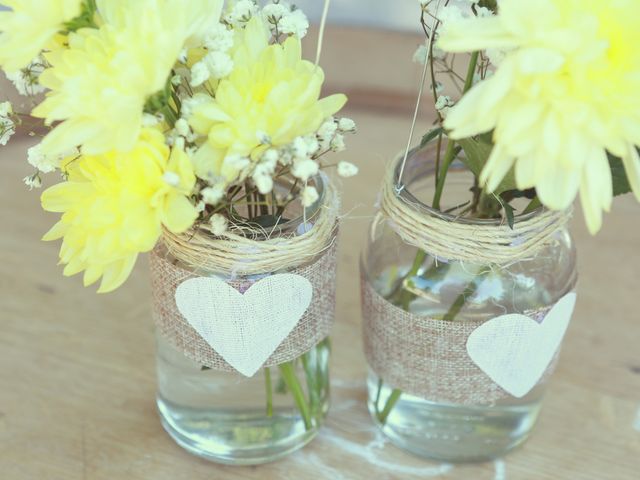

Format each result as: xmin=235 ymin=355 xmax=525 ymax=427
xmin=150 ymin=241 xmax=338 ymax=372
xmin=362 ymin=279 xmax=561 ymax=405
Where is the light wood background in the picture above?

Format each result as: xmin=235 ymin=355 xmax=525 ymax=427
xmin=1 ymin=26 xmax=639 ymax=480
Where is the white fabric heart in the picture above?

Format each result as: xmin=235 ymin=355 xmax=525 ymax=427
xmin=175 ymin=274 xmax=313 ymax=377
xmin=466 ymin=292 xmax=577 ymax=398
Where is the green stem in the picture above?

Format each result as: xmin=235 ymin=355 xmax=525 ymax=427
xmin=523 ymin=196 xmax=541 ymax=214
xmin=432 ymin=51 xmax=480 ymax=210
xmin=377 ymin=389 xmax=402 ymax=424
xmin=396 ymin=249 xmax=427 ymax=310
xmin=374 ymin=378 xmax=383 ymax=412
xmin=279 ymin=362 xmax=312 ymax=430
xmin=462 ymin=51 xmax=480 ymax=94
xmin=378 ymin=52 xmax=482 ymax=426
xmin=264 ymin=368 xmax=273 ymax=417
xmin=444 ymin=280 xmax=479 ymax=321
xmin=301 ymin=353 xmax=320 ymax=415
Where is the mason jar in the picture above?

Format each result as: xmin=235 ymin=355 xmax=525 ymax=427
xmin=151 ymin=174 xmax=337 ymax=465
xmin=361 ymin=144 xmax=577 ymax=462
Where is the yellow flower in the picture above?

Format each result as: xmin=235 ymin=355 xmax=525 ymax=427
xmin=438 ymin=0 xmax=640 ymax=233
xmin=41 ymin=129 xmax=198 ymax=293
xmin=32 ymin=0 xmax=223 ymax=156
xmin=0 ymin=0 xmax=83 ymax=71
xmin=189 ymin=16 xmax=347 ymax=182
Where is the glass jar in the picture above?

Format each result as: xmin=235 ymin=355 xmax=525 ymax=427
xmin=152 ymin=175 xmax=335 ymax=465
xmin=361 ymin=145 xmax=577 ymax=462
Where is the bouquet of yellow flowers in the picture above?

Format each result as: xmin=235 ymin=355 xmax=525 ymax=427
xmin=1 ymin=0 xmax=356 ymax=293
xmin=415 ymin=0 xmax=639 ymax=232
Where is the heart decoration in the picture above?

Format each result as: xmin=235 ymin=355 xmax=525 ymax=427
xmin=466 ymin=292 xmax=577 ymax=398
xmin=175 ymin=274 xmax=313 ymax=377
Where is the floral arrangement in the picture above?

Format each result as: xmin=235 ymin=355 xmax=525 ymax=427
xmin=369 ymin=0 xmax=640 ymax=428
xmin=0 ymin=0 xmax=357 ymax=293
xmin=412 ymin=0 xmax=639 ymax=233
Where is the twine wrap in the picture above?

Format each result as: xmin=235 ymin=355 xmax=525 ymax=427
xmin=151 ymin=181 xmax=340 ymax=372
xmin=380 ymin=160 xmax=571 ymax=265
xmin=362 ymin=280 xmax=561 ymax=405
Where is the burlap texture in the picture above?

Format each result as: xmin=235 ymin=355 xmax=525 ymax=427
xmin=151 ymin=241 xmax=337 ymax=372
xmin=362 ymin=279 xmax=560 ymax=405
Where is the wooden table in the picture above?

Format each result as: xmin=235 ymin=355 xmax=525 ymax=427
xmin=2 ymin=27 xmax=640 ymax=480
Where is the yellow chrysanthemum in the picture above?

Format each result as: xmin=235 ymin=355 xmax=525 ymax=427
xmin=189 ymin=16 xmax=347 ymax=182
xmin=32 ymin=0 xmax=223 ymax=156
xmin=438 ymin=0 xmax=640 ymax=233
xmin=0 ymin=0 xmax=83 ymax=72
xmin=41 ymin=129 xmax=198 ymax=293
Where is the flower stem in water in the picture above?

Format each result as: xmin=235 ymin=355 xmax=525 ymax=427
xmin=279 ymin=362 xmax=312 ymax=430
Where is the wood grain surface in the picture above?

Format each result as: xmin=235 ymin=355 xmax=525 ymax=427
xmin=1 ymin=26 xmax=639 ymax=480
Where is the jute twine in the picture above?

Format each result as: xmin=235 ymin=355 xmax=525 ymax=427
xmin=380 ymin=160 xmax=571 ymax=265
xmin=151 ymin=181 xmax=340 ymax=372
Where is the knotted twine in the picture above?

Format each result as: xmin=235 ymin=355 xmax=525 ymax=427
xmin=151 ymin=182 xmax=340 ymax=372
xmin=362 ymin=156 xmax=573 ymax=405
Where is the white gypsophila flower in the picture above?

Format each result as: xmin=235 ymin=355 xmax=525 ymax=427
xmin=438 ymin=4 xmax=466 ymax=27
xmin=263 ymin=3 xmax=290 ymax=24
xmin=475 ymin=6 xmax=493 ymax=18
xmin=337 ymin=161 xmax=359 ymax=178
xmin=142 ymin=113 xmax=161 ymax=127
xmin=195 ymin=200 xmax=206 ymax=213
xmin=225 ymin=0 xmax=258 ymax=26
xmin=224 ymin=154 xmax=251 ymax=177
xmin=292 ymin=158 xmax=319 ymax=182
xmin=279 ymin=9 xmax=309 ymax=38
xmin=5 ymin=57 xmax=46 ymax=96
xmin=413 ymin=44 xmax=428 ymax=65
xmin=278 ymin=148 xmax=293 ymax=166
xmin=0 ymin=101 xmax=14 ymax=146
xmin=301 ymin=185 xmax=319 ymax=207
xmin=162 ymin=171 xmax=181 ymax=187
xmin=190 ymin=61 xmax=211 ymax=87
xmin=201 ymin=183 xmax=226 ymax=205
xmin=203 ymin=51 xmax=234 ymax=80
xmin=27 ymin=143 xmax=78 ymax=173
xmin=330 ymin=134 xmax=346 ymax=152
xmin=209 ymin=214 xmax=228 ymax=236
xmin=203 ymin=23 xmax=235 ymax=52
xmin=253 ymin=162 xmax=275 ymax=194
xmin=171 ymin=74 xmax=182 ymax=86
xmin=0 ymin=101 xmax=11 ymax=117
xmin=181 ymin=94 xmax=209 ymax=119
xmin=338 ymin=117 xmax=357 ymax=133
xmin=174 ymin=119 xmax=191 ymax=137
xmin=317 ymin=118 xmax=338 ymax=145
xmin=262 ymin=148 xmax=280 ymax=165
xmin=23 ymin=173 xmax=42 ymax=190
xmin=292 ymin=135 xmax=318 ymax=160
xmin=435 ymin=95 xmax=454 ymax=118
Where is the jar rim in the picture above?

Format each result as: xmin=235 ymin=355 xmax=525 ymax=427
xmin=394 ymin=144 xmax=547 ymax=227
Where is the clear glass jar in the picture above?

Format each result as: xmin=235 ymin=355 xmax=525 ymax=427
xmin=153 ymin=175 xmax=334 ymax=465
xmin=361 ymin=146 xmax=577 ymax=462
xmin=156 ymin=336 xmax=331 ymax=465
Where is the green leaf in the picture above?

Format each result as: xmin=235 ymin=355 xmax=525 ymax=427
xmin=456 ymin=137 xmax=518 ymax=194
xmin=608 ymin=153 xmax=632 ymax=197
xmin=419 ymin=127 xmax=445 ymax=148
xmin=493 ymin=194 xmax=516 ymax=229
